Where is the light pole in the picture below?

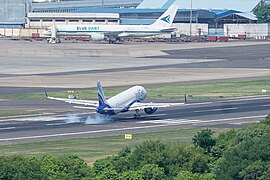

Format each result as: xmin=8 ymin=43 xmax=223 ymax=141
xmin=189 ymin=0 xmax=193 ymax=36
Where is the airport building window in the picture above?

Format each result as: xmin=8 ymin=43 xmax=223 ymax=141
xmin=43 ymin=20 xmax=52 ymax=22
xmin=95 ymin=20 xmax=105 ymax=22
xmin=55 ymin=20 xmax=65 ymax=22
xmin=83 ymin=20 xmax=93 ymax=22
xmin=30 ymin=20 xmax=40 ymax=22
xmin=69 ymin=20 xmax=79 ymax=22
xmin=108 ymin=19 xmax=118 ymax=22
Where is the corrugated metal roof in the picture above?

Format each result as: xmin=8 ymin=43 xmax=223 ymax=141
xmin=27 ymin=12 xmax=119 ymax=18
xmin=33 ymin=0 xmax=141 ymax=9
xmin=136 ymin=0 xmax=176 ymax=9
xmin=235 ymin=12 xmax=257 ymax=21
xmin=209 ymin=9 xmax=241 ymax=18
xmin=74 ymin=8 xmax=206 ymax=14
xmin=209 ymin=9 xmax=257 ymax=20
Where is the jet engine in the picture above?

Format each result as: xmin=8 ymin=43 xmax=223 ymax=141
xmin=144 ymin=107 xmax=158 ymax=115
xmin=91 ymin=34 xmax=105 ymax=41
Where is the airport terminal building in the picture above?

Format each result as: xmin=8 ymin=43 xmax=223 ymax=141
xmin=0 ymin=0 xmax=268 ymax=37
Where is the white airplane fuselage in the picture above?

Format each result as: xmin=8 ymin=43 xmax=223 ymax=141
xmin=43 ymin=24 xmax=175 ymax=38
xmin=97 ymin=86 xmax=147 ymax=115
xmin=43 ymin=5 xmax=179 ymax=41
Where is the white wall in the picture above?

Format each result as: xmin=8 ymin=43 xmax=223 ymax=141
xmin=224 ymin=24 xmax=270 ymax=38
xmin=0 ymin=28 xmax=46 ymax=37
xmin=173 ymin=23 xmax=209 ymax=36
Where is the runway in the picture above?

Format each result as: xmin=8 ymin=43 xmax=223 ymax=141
xmin=0 ymin=40 xmax=270 ymax=144
xmin=0 ymin=95 xmax=269 ymax=144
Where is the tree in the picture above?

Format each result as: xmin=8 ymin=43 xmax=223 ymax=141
xmin=176 ymin=171 xmax=215 ymax=180
xmin=128 ymin=141 xmax=167 ymax=169
xmin=92 ymin=156 xmax=114 ymax=176
xmin=40 ymin=155 xmax=92 ymax=179
xmin=214 ymin=130 xmax=270 ymax=179
xmin=254 ymin=5 xmax=270 ymax=23
xmin=119 ymin=170 xmax=143 ymax=180
xmin=95 ymin=169 xmax=119 ymax=180
xmin=140 ymin=164 xmax=165 ymax=180
xmin=193 ymin=129 xmax=216 ymax=152
xmin=0 ymin=155 xmax=47 ymax=180
xmin=239 ymin=161 xmax=267 ymax=180
xmin=211 ymin=129 xmax=237 ymax=161
xmin=187 ymin=153 xmax=209 ymax=174
xmin=261 ymin=114 xmax=270 ymax=126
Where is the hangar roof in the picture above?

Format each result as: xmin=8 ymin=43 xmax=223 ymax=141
xmin=235 ymin=12 xmax=257 ymax=21
xmin=209 ymin=9 xmax=241 ymax=18
xmin=74 ymin=8 xmax=212 ymax=14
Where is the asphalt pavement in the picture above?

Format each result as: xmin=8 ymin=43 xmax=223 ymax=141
xmin=0 ymin=95 xmax=269 ymax=144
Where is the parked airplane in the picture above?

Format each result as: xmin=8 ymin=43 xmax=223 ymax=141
xmin=44 ymin=81 xmax=184 ymax=118
xmin=43 ymin=5 xmax=178 ymax=43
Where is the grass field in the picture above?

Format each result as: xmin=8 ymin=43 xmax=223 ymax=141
xmin=0 ymin=78 xmax=270 ymax=101
xmin=0 ymin=128 xmax=228 ymax=164
xmin=0 ymin=110 xmax=41 ymax=117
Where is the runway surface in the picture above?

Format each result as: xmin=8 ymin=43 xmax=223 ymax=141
xmin=0 ymin=40 xmax=270 ymax=144
xmin=0 ymin=95 xmax=269 ymax=144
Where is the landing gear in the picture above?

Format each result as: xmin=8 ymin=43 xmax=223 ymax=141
xmin=108 ymin=39 xmax=116 ymax=44
xmin=134 ymin=109 xmax=141 ymax=119
xmin=108 ymin=37 xmax=121 ymax=44
xmin=48 ymin=37 xmax=61 ymax=44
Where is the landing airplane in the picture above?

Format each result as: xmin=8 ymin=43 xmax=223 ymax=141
xmin=44 ymin=81 xmax=184 ymax=118
xmin=43 ymin=5 xmax=178 ymax=43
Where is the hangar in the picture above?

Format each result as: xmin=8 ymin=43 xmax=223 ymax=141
xmin=0 ymin=0 xmax=261 ymax=37
xmin=0 ymin=0 xmax=31 ymax=28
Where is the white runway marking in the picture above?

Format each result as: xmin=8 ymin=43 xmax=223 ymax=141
xmin=0 ymin=112 xmax=95 ymax=123
xmin=0 ymin=113 xmax=51 ymax=121
xmin=138 ymin=119 xmax=201 ymax=124
xmin=197 ymin=115 xmax=267 ymax=124
xmin=46 ymin=123 xmax=69 ymax=126
xmin=193 ymin=107 xmax=239 ymax=113
xmin=184 ymin=102 xmax=213 ymax=106
xmin=229 ymin=121 xmax=260 ymax=125
xmin=137 ymin=115 xmax=266 ymax=125
xmin=219 ymin=96 xmax=270 ymax=103
xmin=125 ymin=114 xmax=168 ymax=119
xmin=0 ymin=127 xmax=16 ymax=130
xmin=0 ymin=115 xmax=266 ymax=142
xmin=0 ymin=124 xmax=170 ymax=142
xmin=0 ymin=116 xmax=67 ymax=122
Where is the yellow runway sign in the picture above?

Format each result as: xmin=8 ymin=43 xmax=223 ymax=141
xmin=125 ymin=134 xmax=133 ymax=139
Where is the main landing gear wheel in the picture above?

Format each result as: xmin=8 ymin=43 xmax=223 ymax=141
xmin=134 ymin=109 xmax=141 ymax=119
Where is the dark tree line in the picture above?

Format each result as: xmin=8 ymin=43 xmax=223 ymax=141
xmin=1 ymin=116 xmax=270 ymax=179
xmin=254 ymin=5 xmax=270 ymax=23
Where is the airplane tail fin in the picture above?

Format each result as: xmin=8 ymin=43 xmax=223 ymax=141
xmin=151 ymin=4 xmax=178 ymax=27
xmin=97 ymin=81 xmax=108 ymax=106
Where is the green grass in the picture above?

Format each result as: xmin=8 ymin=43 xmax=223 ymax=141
xmin=1 ymin=78 xmax=270 ymax=101
xmin=0 ymin=128 xmax=228 ymax=165
xmin=0 ymin=110 xmax=41 ymax=117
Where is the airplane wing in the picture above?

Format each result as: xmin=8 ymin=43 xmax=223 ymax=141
xmin=103 ymin=31 xmax=124 ymax=37
xmin=47 ymin=96 xmax=98 ymax=107
xmin=129 ymin=102 xmax=185 ymax=110
xmin=45 ymin=89 xmax=98 ymax=107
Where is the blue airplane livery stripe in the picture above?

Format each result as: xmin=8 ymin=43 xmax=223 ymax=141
xmin=121 ymin=100 xmax=140 ymax=113
xmin=96 ymin=103 xmax=116 ymax=116
xmin=98 ymin=93 xmax=106 ymax=106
